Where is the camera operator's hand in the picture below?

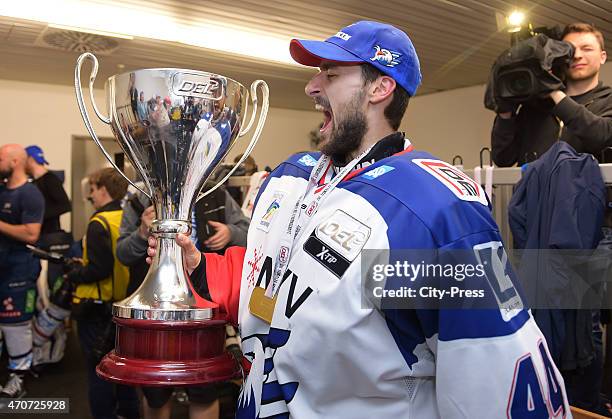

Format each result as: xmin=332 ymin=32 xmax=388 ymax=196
xmin=62 ymin=257 xmax=84 ymax=283
xmin=62 ymin=257 xmax=83 ymax=274
xmin=138 ymin=206 xmax=155 ymax=239
xmin=549 ymin=90 xmax=566 ymax=104
xmin=495 ymin=99 xmax=517 ymax=119
xmin=147 ymin=234 xmax=201 ymax=274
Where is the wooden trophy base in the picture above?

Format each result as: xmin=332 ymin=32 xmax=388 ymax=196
xmin=96 ymin=316 xmax=240 ymax=386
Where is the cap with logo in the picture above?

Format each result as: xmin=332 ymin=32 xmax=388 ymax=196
xmin=289 ymin=20 xmax=422 ymax=96
xmin=25 ymin=145 xmax=49 ymax=165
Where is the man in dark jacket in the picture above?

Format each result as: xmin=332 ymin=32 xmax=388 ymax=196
xmin=499 ymin=22 xmax=611 ymax=414
xmin=0 ymin=144 xmax=44 ymax=398
xmin=491 ymin=23 xmax=612 ymax=167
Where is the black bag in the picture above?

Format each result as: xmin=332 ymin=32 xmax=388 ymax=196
xmin=90 ymin=315 xmax=116 ymax=364
xmin=38 ymin=230 xmax=74 ymax=255
xmin=71 ymin=297 xmax=112 ymax=321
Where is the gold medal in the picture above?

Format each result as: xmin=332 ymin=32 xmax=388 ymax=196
xmin=249 ymin=287 xmax=277 ymax=324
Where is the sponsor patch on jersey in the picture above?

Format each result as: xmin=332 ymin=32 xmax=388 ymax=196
xmin=297 ymin=154 xmax=318 ymax=167
xmin=362 ymin=165 xmax=395 ymax=180
xmin=472 ymin=241 xmax=523 ymax=322
xmin=257 ymin=191 xmax=284 ymax=232
xmin=303 ymin=233 xmax=351 ymax=278
xmin=413 ymin=159 xmax=488 ymax=206
xmin=314 ymin=210 xmax=370 ymax=262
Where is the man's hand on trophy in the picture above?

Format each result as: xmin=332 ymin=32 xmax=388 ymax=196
xmin=147 ymin=234 xmax=202 ymax=274
xmin=204 ymin=221 xmax=232 ymax=251
xmin=138 ymin=206 xmax=156 ymax=239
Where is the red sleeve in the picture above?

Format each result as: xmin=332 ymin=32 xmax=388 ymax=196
xmin=204 ymin=246 xmax=246 ymax=325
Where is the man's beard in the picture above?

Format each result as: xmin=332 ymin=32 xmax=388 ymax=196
xmin=0 ymin=169 xmax=12 ymax=179
xmin=319 ymin=93 xmax=368 ymax=166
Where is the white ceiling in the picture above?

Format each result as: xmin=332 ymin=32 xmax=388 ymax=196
xmin=0 ymin=0 xmax=610 ymax=111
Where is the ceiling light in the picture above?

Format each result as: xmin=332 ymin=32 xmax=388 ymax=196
xmin=506 ymin=10 xmax=526 ymax=33
xmin=0 ymin=0 xmax=297 ymax=65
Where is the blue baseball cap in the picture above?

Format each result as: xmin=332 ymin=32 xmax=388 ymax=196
xmin=25 ymin=145 xmax=49 ymax=165
xmin=290 ymin=21 xmax=422 ymax=96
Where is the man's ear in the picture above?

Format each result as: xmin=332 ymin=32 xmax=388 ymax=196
xmin=100 ymin=185 xmax=111 ymax=199
xmin=369 ymin=76 xmax=396 ymax=105
xmin=601 ymin=49 xmax=607 ymax=65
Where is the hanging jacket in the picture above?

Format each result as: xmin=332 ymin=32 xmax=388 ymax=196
xmin=508 ymin=141 xmax=606 ymax=369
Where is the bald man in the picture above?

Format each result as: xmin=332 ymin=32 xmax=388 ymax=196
xmin=0 ymin=144 xmax=44 ymax=398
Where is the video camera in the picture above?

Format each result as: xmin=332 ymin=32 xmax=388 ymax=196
xmin=484 ymin=28 xmax=575 ymax=112
xmin=27 ymin=244 xmax=70 ymax=265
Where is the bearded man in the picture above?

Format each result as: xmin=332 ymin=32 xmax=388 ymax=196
xmin=149 ymin=21 xmax=571 ymax=418
xmin=0 ymin=144 xmax=44 ymax=397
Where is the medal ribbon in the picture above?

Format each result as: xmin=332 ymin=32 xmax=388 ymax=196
xmin=265 ymin=147 xmax=374 ymax=297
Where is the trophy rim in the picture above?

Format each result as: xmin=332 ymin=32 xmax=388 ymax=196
xmin=113 ymin=304 xmax=214 ymax=321
xmin=108 ymin=68 xmax=246 ymax=90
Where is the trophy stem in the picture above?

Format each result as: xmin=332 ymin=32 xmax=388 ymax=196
xmin=113 ymin=221 xmax=217 ymax=320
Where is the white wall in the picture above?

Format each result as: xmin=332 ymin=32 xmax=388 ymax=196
xmin=404 ymin=84 xmax=494 ymax=169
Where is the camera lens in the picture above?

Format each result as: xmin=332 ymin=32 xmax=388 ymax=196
xmin=497 ymin=68 xmax=534 ymax=99
xmin=508 ymin=73 xmax=532 ymax=95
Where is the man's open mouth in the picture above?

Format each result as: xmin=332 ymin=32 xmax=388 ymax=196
xmin=315 ymin=104 xmax=333 ymax=133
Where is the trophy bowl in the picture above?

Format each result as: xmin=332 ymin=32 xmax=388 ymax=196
xmin=75 ymin=53 xmax=268 ymax=386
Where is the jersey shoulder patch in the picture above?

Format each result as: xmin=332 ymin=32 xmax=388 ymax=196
xmin=341 ymin=150 xmax=496 ymax=246
xmin=286 ymin=152 xmax=321 ymax=170
xmin=412 ymin=158 xmax=488 ymax=206
xmin=267 ymin=152 xmax=322 ymax=183
xmin=355 ymin=151 xmax=488 ymax=207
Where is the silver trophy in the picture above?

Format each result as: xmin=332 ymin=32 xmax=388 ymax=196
xmin=75 ymin=52 xmax=268 ymax=385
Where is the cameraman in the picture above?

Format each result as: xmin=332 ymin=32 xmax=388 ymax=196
xmin=491 ymin=23 xmax=612 ymax=167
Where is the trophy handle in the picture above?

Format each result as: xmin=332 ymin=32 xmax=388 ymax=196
xmin=75 ymin=52 xmax=153 ymax=200
xmin=197 ymin=80 xmax=269 ymax=201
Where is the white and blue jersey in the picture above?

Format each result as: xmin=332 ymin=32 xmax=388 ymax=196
xmin=234 ymin=147 xmax=570 ymax=419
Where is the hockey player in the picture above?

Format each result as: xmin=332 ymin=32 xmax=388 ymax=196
xmin=0 ymin=144 xmax=44 ymax=398
xmin=148 ymin=21 xmax=571 ymax=418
